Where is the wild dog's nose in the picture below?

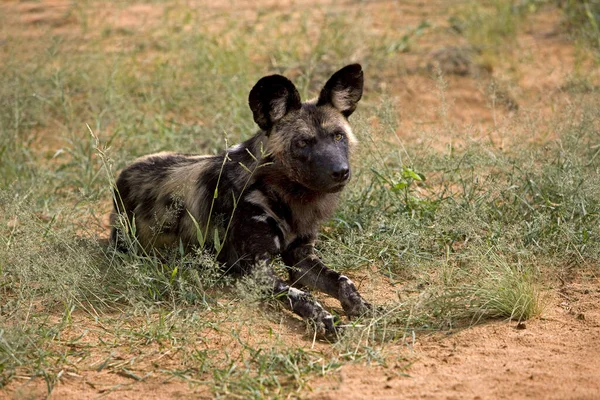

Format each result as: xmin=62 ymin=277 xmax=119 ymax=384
xmin=331 ymin=166 xmax=350 ymax=182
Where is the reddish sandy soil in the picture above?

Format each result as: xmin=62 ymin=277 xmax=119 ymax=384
xmin=1 ymin=1 xmax=599 ymax=399
xmin=309 ymin=283 xmax=600 ymax=400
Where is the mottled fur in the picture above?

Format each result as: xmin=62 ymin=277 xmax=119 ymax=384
xmin=111 ymin=64 xmax=370 ymax=334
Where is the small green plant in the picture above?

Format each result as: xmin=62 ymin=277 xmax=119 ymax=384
xmin=474 ymin=255 xmax=542 ymax=321
xmin=385 ymin=20 xmax=431 ymax=54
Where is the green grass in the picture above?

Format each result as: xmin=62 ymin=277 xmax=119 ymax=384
xmin=1 ymin=0 xmax=599 ymax=397
xmin=560 ymin=0 xmax=600 ymax=54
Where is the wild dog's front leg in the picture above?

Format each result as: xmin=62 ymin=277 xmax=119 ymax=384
xmin=228 ymin=212 xmax=338 ymax=333
xmin=282 ymin=238 xmax=371 ymax=317
xmin=243 ymin=257 xmax=338 ymax=334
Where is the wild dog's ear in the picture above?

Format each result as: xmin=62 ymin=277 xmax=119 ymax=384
xmin=249 ymin=75 xmax=302 ymax=132
xmin=317 ymin=64 xmax=363 ymax=118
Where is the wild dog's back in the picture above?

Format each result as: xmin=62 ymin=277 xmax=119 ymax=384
xmin=110 ymin=151 xmax=218 ymax=251
xmin=110 ymin=133 xmax=268 ymax=253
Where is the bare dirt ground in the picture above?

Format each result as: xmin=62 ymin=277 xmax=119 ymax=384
xmin=310 ymin=283 xmax=600 ymax=400
xmin=2 ymin=0 xmax=599 ymax=399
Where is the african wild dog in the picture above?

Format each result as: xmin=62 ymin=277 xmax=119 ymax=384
xmin=110 ymin=64 xmax=371 ymax=333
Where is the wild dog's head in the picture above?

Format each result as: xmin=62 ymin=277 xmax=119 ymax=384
xmin=249 ymin=64 xmax=363 ymax=193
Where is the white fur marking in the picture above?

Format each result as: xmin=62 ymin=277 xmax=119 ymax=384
xmin=273 ymin=236 xmax=281 ymax=251
xmin=228 ymin=143 xmax=243 ymax=153
xmin=252 ymin=215 xmax=269 ymax=223
xmin=288 ymin=287 xmax=303 ymax=299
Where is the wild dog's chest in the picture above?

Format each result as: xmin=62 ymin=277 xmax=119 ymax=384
xmin=289 ymin=200 xmax=335 ymax=234
xmin=277 ymin=195 xmax=339 ymax=249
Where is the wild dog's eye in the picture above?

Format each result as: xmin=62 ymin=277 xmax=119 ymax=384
xmin=334 ymin=132 xmax=344 ymax=142
xmin=296 ymin=140 xmax=307 ymax=148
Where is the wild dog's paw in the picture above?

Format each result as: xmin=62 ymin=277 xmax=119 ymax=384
xmin=285 ymin=286 xmax=340 ymax=336
xmin=313 ymin=309 xmax=341 ymax=337
xmin=338 ymin=275 xmax=372 ymax=318
xmin=343 ymin=296 xmax=372 ymax=318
